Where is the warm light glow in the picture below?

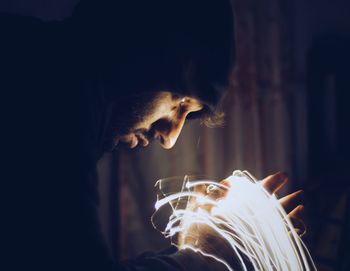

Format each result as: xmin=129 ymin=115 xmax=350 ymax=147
xmin=152 ymin=170 xmax=317 ymax=271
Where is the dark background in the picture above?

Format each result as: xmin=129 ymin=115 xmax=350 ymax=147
xmin=1 ymin=1 xmax=349 ymax=270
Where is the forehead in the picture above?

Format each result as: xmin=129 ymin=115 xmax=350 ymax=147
xmin=154 ymin=91 xmax=202 ymax=104
xmin=143 ymin=92 xmax=203 ymax=117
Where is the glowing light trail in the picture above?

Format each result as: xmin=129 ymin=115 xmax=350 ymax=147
xmin=152 ymin=170 xmax=317 ymax=271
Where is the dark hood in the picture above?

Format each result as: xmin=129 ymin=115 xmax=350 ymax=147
xmin=71 ymin=0 xmax=235 ymax=110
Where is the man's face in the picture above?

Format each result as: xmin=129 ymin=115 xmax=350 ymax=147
xmin=113 ymin=91 xmax=203 ymax=149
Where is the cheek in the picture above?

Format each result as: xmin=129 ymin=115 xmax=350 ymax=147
xmin=138 ymin=102 xmax=191 ymax=131
xmin=178 ymin=106 xmax=188 ymax=117
xmin=178 ymin=106 xmax=193 ymax=121
xmin=151 ymin=118 xmax=174 ymax=134
xmin=134 ymin=111 xmax=170 ymax=131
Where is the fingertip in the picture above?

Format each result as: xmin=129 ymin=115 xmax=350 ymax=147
xmin=296 ymin=225 xmax=307 ymax=237
xmin=220 ymin=179 xmax=231 ymax=188
xmin=263 ymin=172 xmax=289 ymax=194
xmin=278 ymin=171 xmax=289 ymax=181
xmin=294 ymin=228 xmax=302 ymax=236
xmin=294 ymin=205 xmax=306 ymax=220
xmin=297 ymin=204 xmax=305 ymax=212
xmin=272 ymin=172 xmax=289 ymax=186
xmin=295 ymin=190 xmax=305 ymax=202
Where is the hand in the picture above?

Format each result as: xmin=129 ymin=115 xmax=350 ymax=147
xmin=218 ymin=171 xmax=306 ymax=236
xmin=177 ymin=172 xmax=306 ymax=270
xmin=261 ymin=172 xmax=306 ymax=236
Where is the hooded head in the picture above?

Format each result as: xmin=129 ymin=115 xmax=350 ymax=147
xmin=72 ymin=0 xmax=235 ymax=149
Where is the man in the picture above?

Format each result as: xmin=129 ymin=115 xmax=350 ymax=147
xmin=1 ymin=0 xmax=304 ymax=270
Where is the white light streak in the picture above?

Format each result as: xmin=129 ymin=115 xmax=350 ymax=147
xmin=151 ymin=170 xmax=317 ymax=271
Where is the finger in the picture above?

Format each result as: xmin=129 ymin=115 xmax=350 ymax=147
xmin=211 ymin=179 xmax=232 ymax=199
xmin=207 ymin=187 xmax=227 ymax=200
xmin=262 ymin=172 xmax=288 ymax=194
xmin=219 ymin=179 xmax=231 ymax=189
xmin=294 ymin=228 xmax=303 ymax=235
xmin=187 ymin=184 xmax=207 ymax=210
xmin=279 ymin=190 xmax=304 ymax=213
xmin=194 ymin=184 xmax=207 ymax=195
xmin=287 ymin=205 xmax=307 ymax=236
xmin=289 ymin=228 xmax=305 ymax=239
xmin=287 ymin=205 xmax=305 ymax=221
xmin=205 ymin=179 xmax=231 ymax=200
xmin=289 ymin=216 xmax=306 ymax=237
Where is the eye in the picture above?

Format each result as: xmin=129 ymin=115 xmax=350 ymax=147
xmin=179 ymin=97 xmax=188 ymax=107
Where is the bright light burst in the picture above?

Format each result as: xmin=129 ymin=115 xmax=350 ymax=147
xmin=151 ymin=170 xmax=317 ymax=271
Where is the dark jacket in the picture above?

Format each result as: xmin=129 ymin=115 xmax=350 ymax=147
xmin=1 ymin=1 xmax=233 ymax=270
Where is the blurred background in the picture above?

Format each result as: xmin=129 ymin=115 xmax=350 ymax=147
xmin=1 ymin=0 xmax=349 ymax=270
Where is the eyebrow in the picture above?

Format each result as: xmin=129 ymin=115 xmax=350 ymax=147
xmin=171 ymin=93 xmax=182 ymax=101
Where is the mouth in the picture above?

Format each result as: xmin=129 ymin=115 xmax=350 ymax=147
xmin=120 ymin=131 xmax=150 ymax=149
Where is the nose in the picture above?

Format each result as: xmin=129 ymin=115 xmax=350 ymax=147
xmin=153 ymin=115 xmax=187 ymax=149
